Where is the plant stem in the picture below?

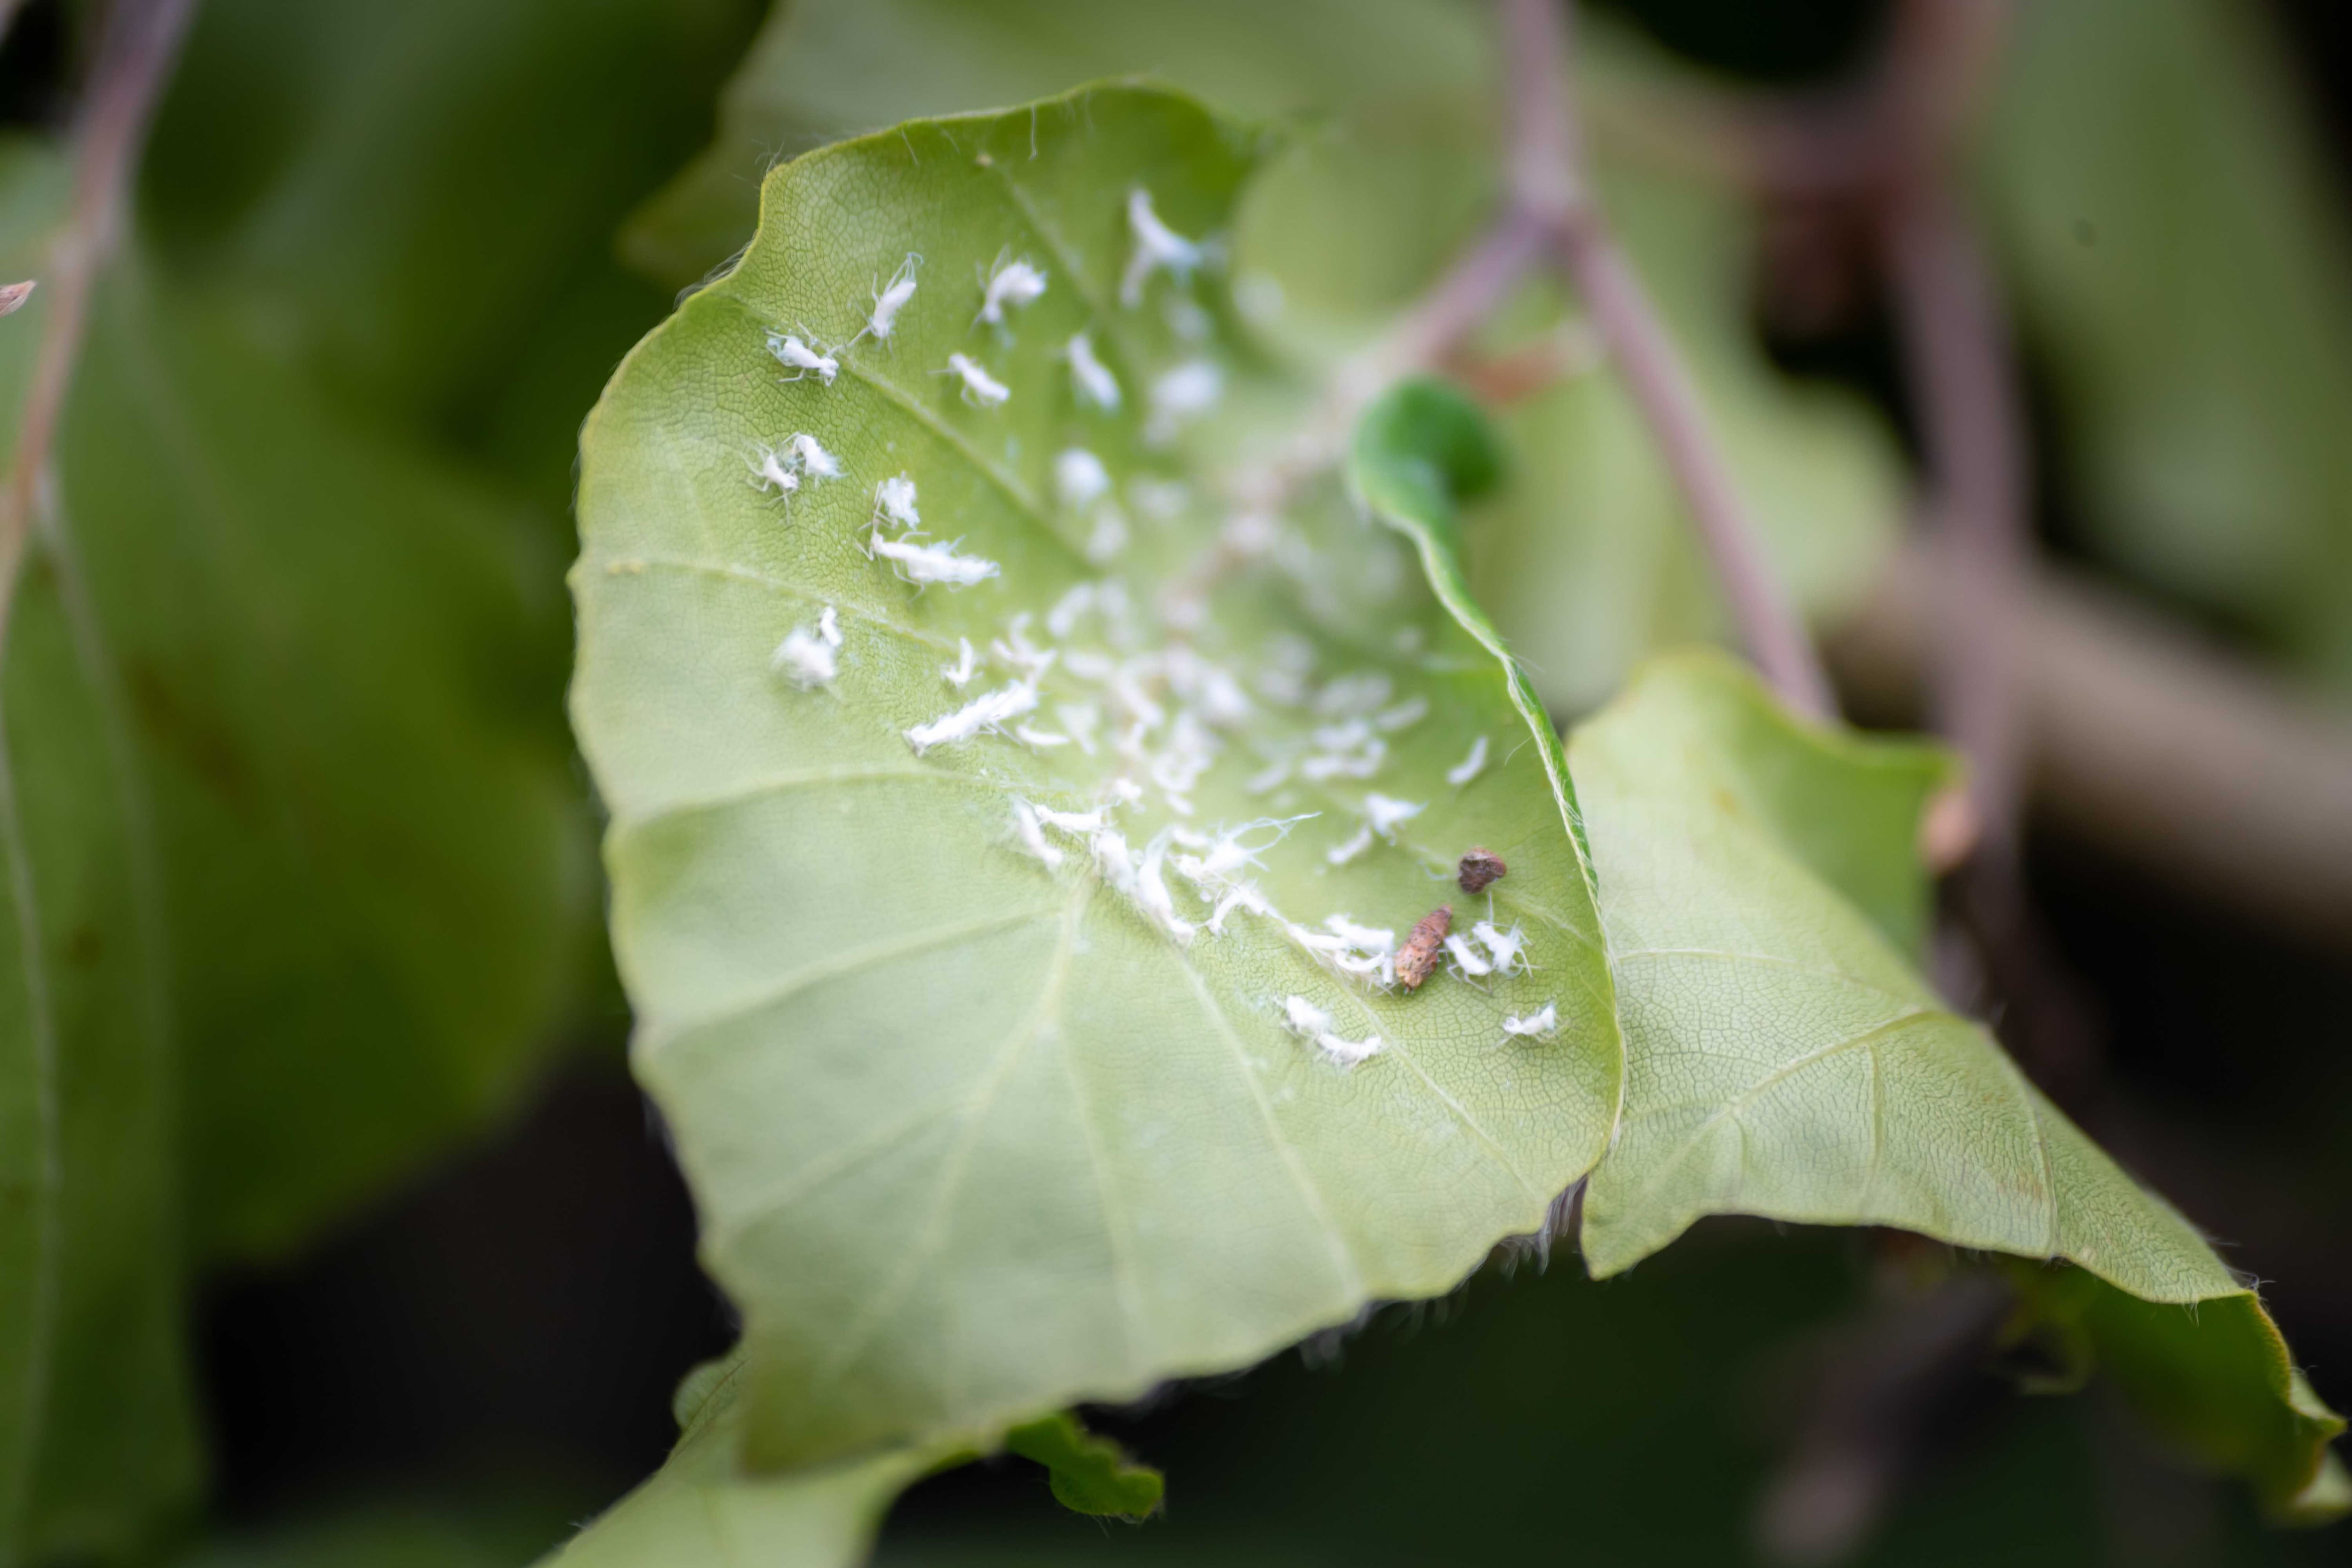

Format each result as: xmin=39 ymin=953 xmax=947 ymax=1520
xmin=1519 ymin=0 xmax=1837 ymax=719
xmin=0 ymin=0 xmax=199 ymax=651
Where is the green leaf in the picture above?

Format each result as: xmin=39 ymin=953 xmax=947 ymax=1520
xmin=1568 ymin=653 xmax=2344 ymax=1515
xmin=0 ymin=148 xmax=199 ymax=1560
xmin=2005 ymin=1264 xmax=2349 ymax=1525
xmin=619 ymin=0 xmax=1494 ymax=292
xmin=1003 ymin=1411 xmax=1163 ymax=1520
xmin=1982 ymin=0 xmax=2352 ymax=684
xmin=547 ymin=1355 xmax=953 ymax=1568
xmin=573 ymin=85 xmax=1620 ymax=1466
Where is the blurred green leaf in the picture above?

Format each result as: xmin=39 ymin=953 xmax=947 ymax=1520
xmin=1567 ymin=653 xmax=2344 ymax=1515
xmin=548 ymin=1355 xmax=951 ymax=1568
xmin=573 ymin=85 xmax=1621 ymax=1467
xmin=0 ymin=145 xmax=199 ymax=1563
xmin=1983 ymin=0 xmax=2352 ymax=683
xmin=2008 ymin=1263 xmax=2349 ymax=1525
xmin=1003 ymin=1412 xmax=1163 ymax=1520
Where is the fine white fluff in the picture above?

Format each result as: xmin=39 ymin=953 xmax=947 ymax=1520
xmin=1363 ymin=794 xmax=1425 ymax=837
xmin=1444 ymin=934 xmax=1492 ymax=977
xmin=816 ymin=606 xmax=841 ymax=647
xmin=1282 ymin=995 xmax=1332 ymax=1037
xmin=874 ymin=473 xmax=921 ymax=530
xmin=904 ymin=682 xmax=1035 ymax=754
xmin=945 ymin=352 xmax=1010 ymax=406
xmin=1015 ymin=724 xmax=1071 ymax=748
xmin=866 ymin=255 xmax=920 ymax=342
xmin=942 ymin=637 xmax=978 ymax=687
xmin=1316 ymin=1032 xmax=1383 ymax=1067
xmin=1324 ymin=915 xmax=1395 ymax=953
xmin=1326 ymin=824 xmax=1374 ymax=866
xmin=1134 ymin=833 xmax=1196 ymax=942
xmin=770 ymin=618 xmax=837 ymax=687
xmin=871 ymin=532 xmax=1000 ymax=588
xmin=1474 ymin=920 xmax=1527 ymax=975
xmin=748 ymin=445 xmax=799 ymax=497
xmin=1121 ymin=187 xmax=1205 ymax=307
xmin=1208 ymin=883 xmax=1272 ymax=934
xmin=1145 ymin=360 xmax=1223 ymax=444
xmin=1501 ymin=1002 xmax=1558 ymax=1038
xmin=787 ymin=432 xmax=842 ymax=480
xmin=976 ymin=254 xmax=1047 ymax=326
xmin=766 ymin=332 xmax=837 ymax=384
xmin=1091 ymin=828 xmax=1137 ymax=894
xmin=1375 ymin=696 xmax=1430 ymax=732
xmin=1065 ymin=332 xmax=1121 ymax=410
xmin=1056 ymin=448 xmax=1112 ymax=511
xmin=1036 ymin=805 xmax=1105 ymax=837
xmin=1447 ymin=734 xmax=1490 ymax=787
xmin=1010 ymin=799 xmax=1062 ymax=868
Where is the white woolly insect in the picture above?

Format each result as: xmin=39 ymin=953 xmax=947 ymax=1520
xmin=1084 ymin=506 xmax=1128 ymax=561
xmin=1375 ymin=696 xmax=1430 ymax=732
xmin=1145 ymin=359 xmax=1223 ymax=444
xmin=1091 ymin=829 xmax=1137 ymax=894
xmin=1282 ymin=994 xmax=1332 ymax=1038
xmin=975 ymin=253 xmax=1048 ymax=327
xmin=1501 ymin=1002 xmax=1559 ymax=1039
xmin=1045 ymin=582 xmax=1096 ymax=639
xmin=1299 ymin=738 xmax=1386 ymax=782
xmin=1286 ymin=923 xmax=1357 ymax=958
xmin=1363 ymin=794 xmax=1424 ymax=838
xmin=1134 ymin=833 xmax=1197 ymax=943
xmin=903 ymin=681 xmax=1036 ymax=754
xmin=1324 ymin=915 xmax=1395 ymax=953
xmin=1110 ymin=777 xmax=1145 ymax=804
xmin=1055 ymin=448 xmax=1111 ymax=511
xmin=991 ymin=613 xmax=1057 ymax=679
xmin=787 ymin=432 xmax=842 ymax=481
xmin=1317 ymin=1032 xmax=1383 ymax=1068
xmin=1444 ymin=934 xmax=1493 ymax=977
xmin=943 ymin=637 xmax=978 ymax=687
xmin=1015 ymin=724 xmax=1071 ymax=749
xmin=872 ymin=533 xmax=1000 ymax=588
xmin=864 ymin=254 xmax=921 ymax=343
xmin=1056 ymin=702 xmax=1101 ymax=754
xmin=1447 ymin=735 xmax=1490 ymax=788
xmin=1010 ymin=799 xmax=1063 ymax=868
xmin=1474 ymin=920 xmax=1528 ymax=975
xmin=747 ymin=444 xmax=801 ymax=498
xmin=1326 ymin=824 xmax=1374 ymax=866
xmin=816 ymin=606 xmax=841 ymax=647
xmin=1036 ymin=805 xmax=1105 ymax=837
xmin=874 ymin=473 xmax=921 ymax=530
xmin=1065 ymin=332 xmax=1121 ymax=410
xmin=766 ymin=331 xmax=838 ymax=384
xmin=1121 ymin=186 xmax=1204 ymax=307
xmin=770 ymin=620 xmax=837 ymax=688
xmin=943 ymin=352 xmax=1011 ymax=407
xmin=1208 ymin=883 xmax=1273 ymax=934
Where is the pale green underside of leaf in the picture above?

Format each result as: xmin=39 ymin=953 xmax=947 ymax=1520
xmin=573 ymin=86 xmax=1620 ymax=1466
xmin=1983 ymin=0 xmax=2352 ymax=685
xmin=0 ymin=147 xmax=200 ymax=1561
xmin=1573 ymin=655 xmax=2241 ymax=1300
xmin=546 ymin=1357 xmax=947 ymax=1568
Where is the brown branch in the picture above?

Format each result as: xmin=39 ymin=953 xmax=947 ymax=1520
xmin=1521 ymin=0 xmax=1837 ymax=719
xmin=0 ymin=0 xmax=199 ymax=649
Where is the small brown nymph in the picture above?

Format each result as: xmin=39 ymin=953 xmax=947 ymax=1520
xmin=1395 ymin=904 xmax=1453 ymax=992
xmin=1457 ymin=847 xmax=1507 ymax=895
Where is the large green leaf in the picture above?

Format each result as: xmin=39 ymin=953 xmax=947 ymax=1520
xmin=0 ymin=149 xmax=199 ymax=1561
xmin=1982 ymin=0 xmax=2352 ymax=684
xmin=1569 ymin=653 xmax=2344 ymax=1518
xmin=573 ymin=86 xmax=1620 ymax=1466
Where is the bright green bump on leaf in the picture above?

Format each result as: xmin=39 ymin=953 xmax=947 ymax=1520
xmin=546 ymin=1356 xmax=957 ymax=1568
xmin=573 ymin=86 xmax=1620 ymax=1466
xmin=2006 ymin=1263 xmax=2348 ymax=1525
xmin=1004 ymin=1411 xmax=1164 ymax=1520
xmin=1574 ymin=653 xmax=2239 ymax=1299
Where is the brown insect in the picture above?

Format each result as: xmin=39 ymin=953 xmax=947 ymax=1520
xmin=1395 ymin=904 xmax=1453 ymax=992
xmin=1457 ymin=847 xmax=1507 ymax=895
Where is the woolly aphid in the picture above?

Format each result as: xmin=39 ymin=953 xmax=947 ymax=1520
xmin=1363 ymin=794 xmax=1425 ymax=839
xmin=766 ymin=330 xmax=838 ymax=385
xmin=1065 ymin=332 xmax=1121 ymax=411
xmin=746 ymin=444 xmax=800 ymax=500
xmin=1326 ymin=824 xmax=1374 ymax=866
xmin=1473 ymin=920 xmax=1528 ymax=975
xmin=1501 ymin=1002 xmax=1559 ymax=1039
xmin=905 ymin=681 xmax=1036 ymax=754
xmin=1443 ymin=933 xmax=1493 ymax=978
xmin=1121 ymin=186 xmax=1204 ymax=307
xmin=1056 ymin=448 xmax=1112 ymax=512
xmin=770 ymin=604 xmax=842 ymax=689
xmin=944 ymin=352 xmax=1011 ymax=407
xmin=862 ymin=254 xmax=921 ymax=344
xmin=787 ymin=432 xmax=842 ymax=481
xmin=1010 ymin=799 xmax=1063 ymax=868
xmin=975 ymin=252 xmax=1048 ymax=328
xmin=1446 ymin=735 xmax=1490 ymax=788
xmin=871 ymin=532 xmax=1000 ymax=589
xmin=874 ymin=473 xmax=921 ymax=530
xmin=943 ymin=637 xmax=978 ymax=687
xmin=1278 ymin=994 xmax=1382 ymax=1070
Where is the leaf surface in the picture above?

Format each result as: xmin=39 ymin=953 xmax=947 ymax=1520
xmin=1570 ymin=653 xmax=2343 ymax=1515
xmin=573 ymin=85 xmax=1620 ymax=1466
xmin=1002 ymin=1411 xmax=1163 ymax=1520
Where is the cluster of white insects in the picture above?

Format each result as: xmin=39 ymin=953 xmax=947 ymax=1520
xmin=743 ymin=181 xmax=1557 ymax=1067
